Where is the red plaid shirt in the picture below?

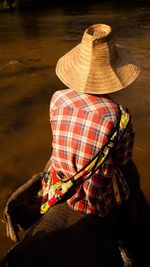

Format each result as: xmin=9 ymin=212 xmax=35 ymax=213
xmin=49 ymin=89 xmax=134 ymax=217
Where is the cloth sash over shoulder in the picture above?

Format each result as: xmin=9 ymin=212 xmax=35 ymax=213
xmin=40 ymin=105 xmax=131 ymax=214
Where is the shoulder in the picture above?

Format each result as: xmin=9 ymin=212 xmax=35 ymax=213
xmin=50 ymin=89 xmax=73 ymax=111
xmin=85 ymin=95 xmax=119 ymax=122
xmin=51 ymin=89 xmax=70 ymax=104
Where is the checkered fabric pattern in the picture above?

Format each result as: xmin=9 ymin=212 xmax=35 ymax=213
xmin=49 ymin=89 xmax=135 ymax=217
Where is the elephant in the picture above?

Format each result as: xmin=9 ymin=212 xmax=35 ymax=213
xmin=0 ymin=160 xmax=150 ymax=267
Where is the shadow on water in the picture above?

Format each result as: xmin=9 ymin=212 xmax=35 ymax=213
xmin=0 ymin=0 xmax=150 ymax=260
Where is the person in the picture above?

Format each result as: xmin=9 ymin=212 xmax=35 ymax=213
xmin=1 ymin=23 xmax=149 ymax=267
xmin=40 ymin=23 xmax=139 ymax=217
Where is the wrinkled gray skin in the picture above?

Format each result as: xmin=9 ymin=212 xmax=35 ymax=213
xmin=0 ymin=160 xmax=150 ymax=267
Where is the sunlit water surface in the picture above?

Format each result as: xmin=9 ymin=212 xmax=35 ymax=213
xmin=0 ymin=1 xmax=150 ymax=257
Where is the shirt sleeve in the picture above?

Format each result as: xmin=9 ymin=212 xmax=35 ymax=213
xmin=113 ymin=119 xmax=135 ymax=166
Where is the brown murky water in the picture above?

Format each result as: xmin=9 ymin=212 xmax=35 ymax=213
xmin=0 ymin=1 xmax=150 ymax=258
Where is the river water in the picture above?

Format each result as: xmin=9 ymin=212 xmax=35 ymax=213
xmin=0 ymin=1 xmax=150 ymax=258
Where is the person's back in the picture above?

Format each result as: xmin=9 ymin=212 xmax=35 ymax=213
xmin=49 ymin=89 xmax=134 ymax=217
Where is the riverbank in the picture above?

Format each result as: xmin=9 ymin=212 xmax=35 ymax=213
xmin=0 ymin=0 xmax=51 ymax=11
xmin=0 ymin=0 xmax=41 ymax=10
xmin=0 ymin=0 xmax=150 ymax=11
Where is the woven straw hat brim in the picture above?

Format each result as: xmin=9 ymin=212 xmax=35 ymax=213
xmin=56 ymin=44 xmax=140 ymax=94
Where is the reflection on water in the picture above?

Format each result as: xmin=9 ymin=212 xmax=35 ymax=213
xmin=0 ymin=1 xmax=150 ymax=258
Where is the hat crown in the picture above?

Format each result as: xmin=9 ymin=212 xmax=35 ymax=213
xmin=80 ymin=24 xmax=117 ymax=65
xmin=86 ymin=24 xmax=111 ymax=40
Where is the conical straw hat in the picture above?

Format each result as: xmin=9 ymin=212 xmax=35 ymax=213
xmin=56 ymin=24 xmax=140 ymax=94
